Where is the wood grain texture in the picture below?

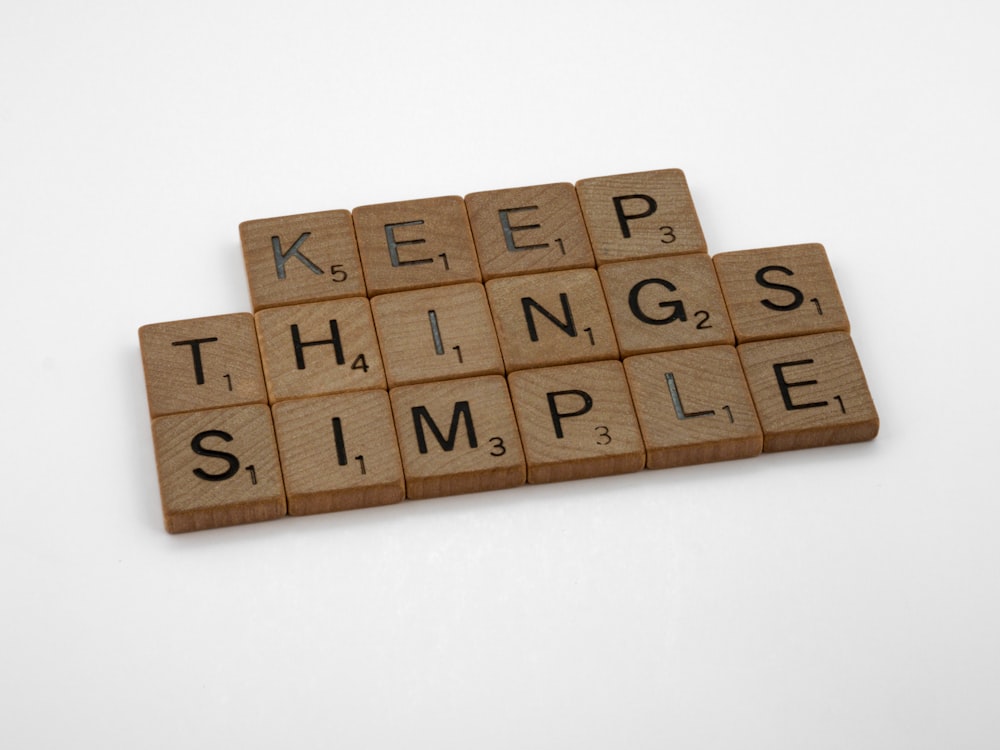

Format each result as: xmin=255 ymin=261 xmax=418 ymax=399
xmin=508 ymin=360 xmax=645 ymax=484
xmin=485 ymin=268 xmax=619 ymax=372
xmin=151 ymin=404 xmax=286 ymax=533
xmin=370 ymin=282 xmax=504 ymax=388
xmin=599 ymin=254 xmax=734 ymax=356
xmin=353 ymin=195 xmax=482 ymax=295
xmin=139 ymin=313 xmax=268 ymax=418
xmin=255 ymin=297 xmax=386 ymax=402
xmin=240 ymin=209 xmax=366 ymax=311
xmin=271 ymin=390 xmax=405 ymax=515
xmin=713 ymin=243 xmax=850 ymax=343
xmin=575 ymin=168 xmax=706 ymax=264
xmin=465 ymin=182 xmax=595 ymax=280
xmin=623 ymin=347 xmax=762 ymax=469
xmin=389 ymin=375 xmax=525 ymax=500
xmin=738 ymin=332 xmax=879 ymax=452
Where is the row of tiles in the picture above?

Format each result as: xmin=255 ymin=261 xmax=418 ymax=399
xmin=239 ymin=168 xmax=709 ymax=310
xmin=152 ymin=334 xmax=879 ymax=533
xmin=141 ymin=243 xmax=850 ymax=418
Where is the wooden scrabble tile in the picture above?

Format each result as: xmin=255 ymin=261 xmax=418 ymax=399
xmin=738 ymin=332 xmax=879 ymax=452
xmin=370 ymin=283 xmax=504 ymax=388
xmin=485 ymin=268 xmax=619 ymax=372
xmin=575 ymin=168 xmax=707 ymax=264
xmin=465 ymin=182 xmax=595 ymax=280
xmin=352 ymin=195 xmax=482 ymax=295
xmin=713 ymin=243 xmax=850 ymax=343
xmin=255 ymin=297 xmax=386 ymax=402
xmin=599 ymin=254 xmax=734 ymax=356
xmin=239 ymin=209 xmax=366 ymax=311
xmin=623 ymin=347 xmax=762 ymax=469
xmin=389 ymin=375 xmax=526 ymax=499
xmin=151 ymin=403 xmax=286 ymax=533
xmin=508 ymin=360 xmax=645 ymax=484
xmin=139 ymin=313 xmax=268 ymax=419
xmin=271 ymin=390 xmax=405 ymax=515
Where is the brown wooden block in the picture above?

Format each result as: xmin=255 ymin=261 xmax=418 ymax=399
xmin=465 ymin=182 xmax=595 ymax=280
xmin=575 ymin=168 xmax=706 ymax=264
xmin=713 ymin=243 xmax=850 ymax=343
xmin=255 ymin=297 xmax=386 ymax=402
xmin=485 ymin=268 xmax=619 ymax=372
xmin=370 ymin=282 xmax=504 ymax=388
xmin=139 ymin=313 xmax=268 ymax=419
xmin=271 ymin=390 xmax=405 ymax=515
xmin=599 ymin=254 xmax=734 ymax=356
xmin=623 ymin=347 xmax=762 ymax=470
xmin=508 ymin=360 xmax=645 ymax=484
xmin=738 ymin=332 xmax=879 ymax=452
xmin=151 ymin=403 xmax=286 ymax=533
xmin=239 ymin=209 xmax=366 ymax=311
xmin=389 ymin=375 xmax=525 ymax=500
xmin=353 ymin=195 xmax=482 ymax=295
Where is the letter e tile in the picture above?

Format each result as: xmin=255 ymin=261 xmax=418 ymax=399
xmin=353 ymin=196 xmax=482 ymax=295
xmin=151 ymin=404 xmax=286 ymax=533
xmin=738 ymin=332 xmax=879 ymax=452
xmin=465 ymin=182 xmax=595 ymax=279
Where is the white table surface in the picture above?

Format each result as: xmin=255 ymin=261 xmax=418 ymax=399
xmin=3 ymin=1 xmax=997 ymax=747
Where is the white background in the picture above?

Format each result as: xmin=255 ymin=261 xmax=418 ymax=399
xmin=2 ymin=1 xmax=998 ymax=747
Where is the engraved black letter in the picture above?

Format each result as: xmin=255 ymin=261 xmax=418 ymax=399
xmin=272 ymin=233 xmax=323 ymax=279
xmin=546 ymin=389 xmax=593 ymax=439
xmin=291 ymin=320 xmax=346 ymax=369
xmin=756 ymin=265 xmax=805 ymax=312
xmin=665 ymin=373 xmax=715 ymax=419
xmin=773 ymin=360 xmax=829 ymax=411
xmin=628 ymin=278 xmax=687 ymax=325
xmin=499 ymin=206 xmax=549 ymax=252
xmin=411 ymin=401 xmax=478 ymax=453
xmin=172 ymin=337 xmax=218 ymax=385
xmin=521 ymin=293 xmax=577 ymax=341
xmin=191 ymin=430 xmax=240 ymax=481
xmin=612 ymin=194 xmax=657 ymax=238
xmin=385 ymin=220 xmax=433 ymax=267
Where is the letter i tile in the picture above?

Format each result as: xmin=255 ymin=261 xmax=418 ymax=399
xmin=151 ymin=404 xmax=286 ymax=533
xmin=389 ymin=375 xmax=525 ymax=500
xmin=370 ymin=282 xmax=504 ymax=388
xmin=271 ymin=390 xmax=405 ymax=515
xmin=738 ymin=332 xmax=879 ymax=452
xmin=623 ymin=346 xmax=762 ymax=469
xmin=507 ymin=360 xmax=645 ymax=484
